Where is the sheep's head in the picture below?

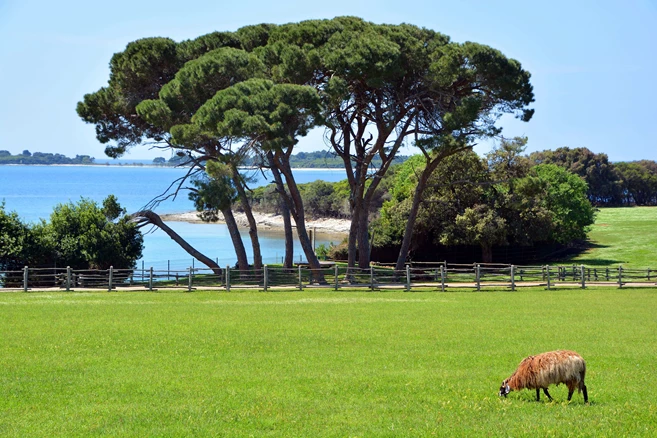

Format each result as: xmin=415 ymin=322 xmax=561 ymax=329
xmin=499 ymin=380 xmax=511 ymax=397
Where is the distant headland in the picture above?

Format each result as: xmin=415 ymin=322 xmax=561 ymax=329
xmin=0 ymin=150 xmax=95 ymax=165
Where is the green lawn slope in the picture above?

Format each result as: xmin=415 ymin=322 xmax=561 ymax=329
xmin=569 ymin=206 xmax=657 ymax=268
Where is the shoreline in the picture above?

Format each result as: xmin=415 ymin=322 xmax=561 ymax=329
xmin=160 ymin=211 xmax=351 ymax=234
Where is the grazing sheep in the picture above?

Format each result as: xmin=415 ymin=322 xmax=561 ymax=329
xmin=499 ymin=350 xmax=588 ymax=403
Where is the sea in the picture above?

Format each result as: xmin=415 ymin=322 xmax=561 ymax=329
xmin=0 ymin=163 xmax=349 ymax=269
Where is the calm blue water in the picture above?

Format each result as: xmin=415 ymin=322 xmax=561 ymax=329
xmin=0 ymin=165 xmax=348 ymax=267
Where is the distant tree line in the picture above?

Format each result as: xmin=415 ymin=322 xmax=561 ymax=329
xmin=242 ymin=151 xmax=409 ymax=169
xmin=0 ymin=150 xmax=95 ymax=165
xmin=152 ymin=150 xmax=409 ymax=169
xmin=528 ymin=147 xmax=657 ymax=206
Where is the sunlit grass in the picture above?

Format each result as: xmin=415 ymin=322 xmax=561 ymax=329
xmin=1 ymin=289 xmax=656 ymax=436
xmin=569 ymin=206 xmax=657 ymax=268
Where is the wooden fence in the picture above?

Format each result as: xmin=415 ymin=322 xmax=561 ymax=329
xmin=1 ymin=262 xmax=656 ymax=292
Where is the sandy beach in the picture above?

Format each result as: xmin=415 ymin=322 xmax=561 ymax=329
xmin=160 ymin=211 xmax=352 ymax=234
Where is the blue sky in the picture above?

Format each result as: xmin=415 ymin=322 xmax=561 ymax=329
xmin=0 ymin=0 xmax=655 ymax=161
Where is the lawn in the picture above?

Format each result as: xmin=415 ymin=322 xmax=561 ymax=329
xmin=569 ymin=206 xmax=657 ymax=268
xmin=1 ymin=289 xmax=656 ymax=436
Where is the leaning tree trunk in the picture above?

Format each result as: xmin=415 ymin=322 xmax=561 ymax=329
xmin=274 ymin=152 xmax=326 ymax=283
xmin=267 ymin=151 xmax=294 ymax=268
xmin=221 ymin=207 xmax=250 ymax=273
xmin=394 ymin=168 xmax=433 ymax=272
xmin=229 ymin=163 xmax=262 ymax=270
xmin=130 ymin=210 xmax=222 ymax=275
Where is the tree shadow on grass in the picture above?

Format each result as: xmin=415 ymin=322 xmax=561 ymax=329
xmin=551 ymin=242 xmax=623 ymax=267
xmin=568 ymin=258 xmax=624 ymax=267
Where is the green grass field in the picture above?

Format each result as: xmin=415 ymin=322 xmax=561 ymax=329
xmin=570 ymin=206 xmax=657 ymax=268
xmin=1 ymin=289 xmax=656 ymax=437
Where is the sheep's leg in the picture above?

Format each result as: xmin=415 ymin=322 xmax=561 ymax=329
xmin=582 ymin=385 xmax=588 ymax=403
xmin=567 ymin=388 xmax=574 ymax=401
xmin=535 ymin=389 xmax=540 ymax=401
xmin=543 ymin=388 xmax=553 ymax=401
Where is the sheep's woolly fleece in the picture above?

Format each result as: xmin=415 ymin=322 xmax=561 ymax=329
xmin=505 ymin=350 xmax=586 ymax=393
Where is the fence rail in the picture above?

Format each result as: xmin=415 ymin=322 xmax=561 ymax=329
xmin=2 ymin=263 xmax=657 ymax=292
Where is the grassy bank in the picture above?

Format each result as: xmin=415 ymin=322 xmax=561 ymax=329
xmin=1 ymin=289 xmax=656 ymax=436
xmin=569 ymin=206 xmax=657 ymax=268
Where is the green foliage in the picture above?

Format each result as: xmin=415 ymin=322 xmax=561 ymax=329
xmin=0 ymin=203 xmax=48 ymax=271
xmin=614 ymin=161 xmax=657 ymax=206
xmin=314 ymin=243 xmax=334 ymax=260
xmin=372 ymin=142 xmax=595 ymax=262
xmin=1 ymin=289 xmax=656 ymax=436
xmin=45 ymin=197 xmax=143 ymax=270
xmin=184 ymin=78 xmax=322 ymax=150
xmin=531 ymin=164 xmax=596 ymax=243
xmin=250 ymin=178 xmax=351 ymax=219
xmin=188 ymin=161 xmax=237 ymax=221
xmin=529 ymin=147 xmax=623 ymax=205
xmin=0 ymin=197 xmax=142 ymax=272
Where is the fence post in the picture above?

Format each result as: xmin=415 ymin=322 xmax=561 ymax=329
xmin=648 ymin=269 xmax=651 ymax=282
xmin=225 ymin=266 xmax=230 ymax=292
xmin=108 ymin=266 xmax=114 ymax=291
xmin=370 ymin=266 xmax=374 ymax=291
xmin=546 ymin=265 xmax=551 ymax=290
xmin=167 ymin=260 xmax=170 ymax=281
xmin=149 ymin=267 xmax=153 ymax=291
xmin=581 ymin=265 xmax=586 ymax=289
xmin=618 ymin=265 xmax=623 ymax=288
xmin=23 ymin=266 xmax=28 ymax=291
xmin=66 ymin=266 xmax=71 ymax=291
xmin=188 ymin=267 xmax=193 ymax=292
xmin=475 ymin=264 xmax=481 ymax=291
xmin=263 ymin=265 xmax=268 ymax=291
xmin=298 ymin=265 xmax=303 ymax=291
xmin=510 ymin=265 xmax=515 ymax=291
xmin=440 ymin=265 xmax=445 ymax=292
xmin=334 ymin=264 xmax=339 ymax=291
xmin=405 ymin=265 xmax=411 ymax=291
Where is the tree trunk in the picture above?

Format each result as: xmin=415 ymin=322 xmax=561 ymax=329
xmin=357 ymin=205 xmax=371 ymax=269
xmin=347 ymin=204 xmax=361 ymax=267
xmin=274 ymin=152 xmax=326 ymax=283
xmin=482 ymin=245 xmax=493 ymax=263
xmin=221 ymin=207 xmax=250 ymax=273
xmin=393 ymin=147 xmax=469 ymax=272
xmin=130 ymin=210 xmax=222 ymax=275
xmin=394 ymin=167 xmax=433 ymax=272
xmin=229 ymin=163 xmax=262 ymax=270
xmin=267 ymin=151 xmax=294 ymax=268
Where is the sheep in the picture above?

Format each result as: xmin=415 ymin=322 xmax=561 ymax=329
xmin=498 ymin=350 xmax=588 ymax=403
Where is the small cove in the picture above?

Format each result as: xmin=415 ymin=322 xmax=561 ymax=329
xmin=0 ymin=165 xmax=348 ymax=267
